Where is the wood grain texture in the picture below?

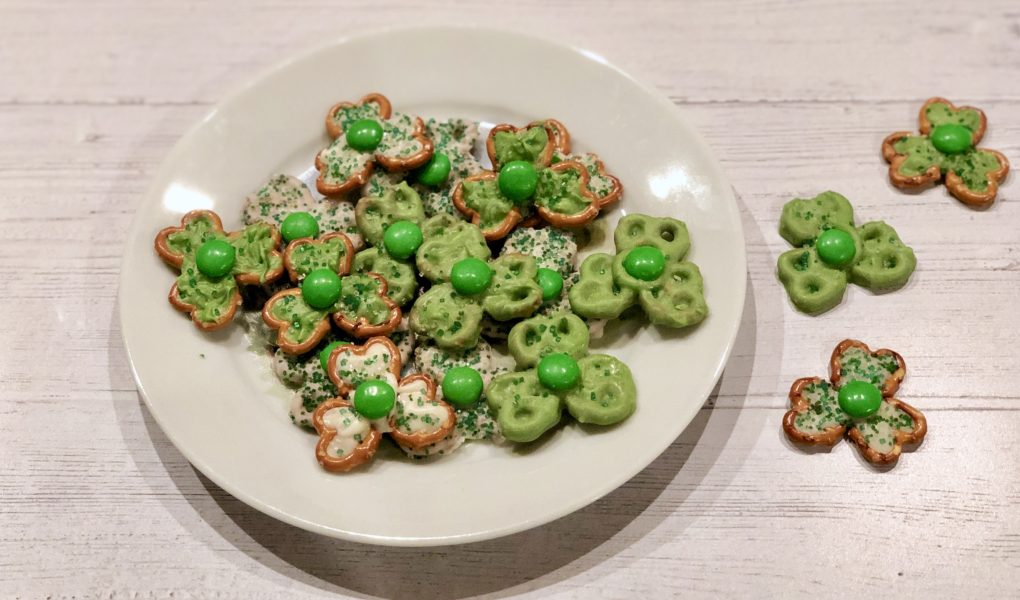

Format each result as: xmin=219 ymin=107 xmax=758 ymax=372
xmin=2 ymin=0 xmax=1019 ymax=598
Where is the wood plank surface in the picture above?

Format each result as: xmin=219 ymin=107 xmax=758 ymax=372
xmin=1 ymin=0 xmax=1018 ymax=598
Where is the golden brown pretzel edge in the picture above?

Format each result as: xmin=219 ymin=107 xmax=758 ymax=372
xmin=229 ymin=223 xmax=285 ymax=286
xmin=387 ymin=373 xmax=457 ymax=449
xmin=846 ymin=398 xmax=927 ymax=465
xmin=168 ymin=281 xmax=241 ymax=332
xmin=918 ymin=97 xmax=987 ymax=144
xmin=324 ymin=93 xmax=394 ymax=140
xmin=829 ymin=339 xmax=905 ymax=398
xmin=944 ymin=148 xmax=1010 ymax=208
xmin=282 ymin=232 xmax=356 ymax=284
xmin=536 ymin=160 xmax=603 ymax=229
xmin=312 ymin=398 xmax=383 ymax=472
xmin=881 ymin=131 xmax=942 ymax=190
xmin=331 ymin=272 xmax=403 ymax=338
xmin=325 ymin=335 xmax=404 ymax=398
xmin=314 ymin=150 xmax=375 ymax=198
xmin=374 ymin=116 xmax=435 ymax=172
xmin=154 ymin=209 xmax=226 ymax=269
xmin=452 ymin=171 xmax=525 ymax=241
xmin=485 ymin=122 xmax=557 ymax=170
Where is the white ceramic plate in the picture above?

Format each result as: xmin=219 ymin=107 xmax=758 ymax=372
xmin=119 ymin=26 xmax=746 ymax=546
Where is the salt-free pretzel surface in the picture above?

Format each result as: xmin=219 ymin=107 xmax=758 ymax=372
xmin=485 ymin=119 xmax=572 ymax=170
xmin=451 ymin=170 xmax=525 ymax=240
xmin=829 ymin=339 xmax=905 ymax=398
xmin=261 ymin=288 xmax=334 ymax=354
xmin=324 ymin=93 xmax=393 ymax=139
xmin=312 ymin=398 xmax=383 ymax=473
xmin=281 ymin=232 xmax=356 ymax=284
xmin=533 ymin=160 xmax=604 ymax=229
xmin=331 ymin=272 xmax=403 ymax=339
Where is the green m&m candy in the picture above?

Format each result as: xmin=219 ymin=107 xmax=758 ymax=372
xmin=535 ymin=268 xmax=564 ymax=302
xmin=498 ymin=160 xmax=538 ymax=203
xmin=281 ymin=211 xmax=319 ymax=242
xmin=346 ymin=118 xmax=384 ymax=152
xmin=537 ymin=353 xmax=580 ymax=391
xmin=441 ymin=366 xmax=484 ymax=407
xmin=623 ymin=245 xmax=665 ymax=281
xmin=318 ymin=340 xmax=351 ymax=372
xmin=815 ymin=228 xmax=856 ymax=267
xmin=417 ymin=152 xmax=452 ymax=186
xmin=301 ymin=268 xmax=342 ymax=309
xmin=195 ymin=239 xmax=236 ymax=278
xmin=930 ymin=123 xmax=972 ymax=155
xmin=352 ymin=379 xmax=396 ymax=419
xmin=382 ymin=220 xmax=423 ymax=260
xmin=450 ymin=257 xmax=492 ymax=295
xmin=838 ymin=380 xmax=882 ymax=419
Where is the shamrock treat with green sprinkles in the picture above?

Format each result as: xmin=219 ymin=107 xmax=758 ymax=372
xmin=262 ymin=228 xmax=402 ymax=353
xmin=243 ymin=174 xmax=364 ymax=250
xmin=569 ymin=213 xmax=708 ymax=328
xmin=315 ymin=93 xmax=434 ymax=197
xmin=783 ymin=339 xmax=927 ymax=466
xmin=348 ymin=219 xmax=423 ymax=307
xmin=313 ymin=337 xmax=457 ymax=472
xmin=487 ymin=312 xmax=636 ymax=443
xmin=155 ymin=209 xmax=285 ymax=331
xmin=414 ymin=214 xmax=492 ymax=283
xmin=882 ymin=97 xmax=1010 ymax=208
xmin=776 ymin=191 xmax=916 ymax=315
xmin=453 ymin=119 xmax=622 ymax=240
xmin=409 ymin=254 xmax=545 ymax=351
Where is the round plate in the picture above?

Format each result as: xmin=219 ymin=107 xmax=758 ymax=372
xmin=119 ymin=26 xmax=746 ymax=546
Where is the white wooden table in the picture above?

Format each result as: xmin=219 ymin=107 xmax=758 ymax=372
xmin=3 ymin=1 xmax=1019 ymax=597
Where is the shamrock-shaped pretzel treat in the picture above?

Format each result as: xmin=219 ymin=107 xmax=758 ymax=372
xmin=453 ymin=119 xmax=622 ymax=240
xmin=261 ymin=215 xmax=401 ymax=353
xmin=154 ymin=210 xmax=285 ymax=330
xmin=882 ymin=97 xmax=1009 ymax=207
xmin=316 ymin=93 xmax=434 ymax=197
xmin=409 ymin=253 xmax=545 ymax=351
xmin=783 ymin=340 xmax=927 ymax=466
xmin=776 ymin=191 xmax=916 ymax=314
xmin=569 ymin=214 xmax=708 ymax=328
xmin=243 ymin=174 xmax=363 ymax=249
xmin=486 ymin=312 xmax=636 ymax=443
xmin=312 ymin=337 xmax=456 ymax=472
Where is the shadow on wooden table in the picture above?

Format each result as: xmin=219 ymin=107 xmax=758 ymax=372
xmin=117 ymin=196 xmax=777 ymax=598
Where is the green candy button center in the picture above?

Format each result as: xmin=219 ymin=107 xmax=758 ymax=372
xmin=353 ymin=379 xmax=396 ymax=420
xmin=301 ymin=268 xmax=342 ymax=309
xmin=195 ymin=239 xmax=236 ymax=278
xmin=346 ymin=118 xmax=384 ymax=152
xmin=815 ymin=228 xmax=856 ymax=267
xmin=838 ymin=380 xmax=882 ymax=419
xmin=418 ymin=152 xmax=451 ymax=186
xmin=498 ymin=160 xmax=538 ymax=203
xmin=623 ymin=245 xmax=666 ymax=281
xmin=383 ymin=220 xmax=423 ymax=260
xmin=930 ymin=123 xmax=972 ymax=155
xmin=442 ymin=366 xmax=484 ymax=407
xmin=450 ymin=257 xmax=493 ymax=295
xmin=281 ymin=211 xmax=320 ymax=243
xmin=537 ymin=353 xmax=581 ymax=391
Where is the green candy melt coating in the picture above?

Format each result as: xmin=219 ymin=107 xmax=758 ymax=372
xmin=351 ymin=247 xmax=417 ymax=306
xmin=175 ymin=258 xmax=237 ymax=323
xmin=460 ymin=177 xmax=517 ymax=231
xmin=498 ymin=161 xmax=539 ymax=204
xmin=268 ymin=292 xmax=330 ymax=345
xmin=492 ymin=126 xmax=549 ymax=167
xmin=382 ymin=220 xmax=423 ymax=260
xmin=536 ymin=268 xmax=564 ymax=301
xmin=508 ymin=313 xmax=590 ymax=369
xmin=815 ymin=228 xmax=856 ymax=267
xmin=568 ymin=252 xmax=637 ymax=320
xmin=848 ymin=221 xmax=916 ymax=292
xmin=318 ymin=340 xmax=351 ymax=373
xmin=924 ymin=101 xmax=983 ymax=132
xmin=486 ymin=370 xmax=561 ymax=443
xmin=537 ymin=353 xmax=581 ymax=391
xmin=230 ymin=222 xmax=284 ymax=283
xmin=355 ymin=182 xmax=425 ymax=248
xmin=345 ymin=118 xmax=384 ymax=152
xmin=563 ymin=354 xmax=637 ymax=425
xmin=930 ymin=124 xmax=972 ymax=155
xmin=533 ymin=166 xmax=591 ymax=216
xmin=353 ymin=379 xmax=396 ymax=419
xmin=482 ymin=254 xmax=543 ymax=321
xmin=441 ymin=366 xmax=484 ymax=407
xmin=409 ymin=283 xmax=484 ymax=351
xmin=280 ymin=211 xmax=319 ymax=242
xmin=892 ymin=136 xmax=1003 ymax=193
xmin=777 ymin=247 xmax=847 ymax=314
xmin=288 ymin=235 xmax=351 ymax=280
xmin=450 ymin=257 xmax=493 ymax=295
xmin=337 ymin=273 xmax=393 ymax=325
xmin=622 ymin=246 xmax=666 ymax=281
xmin=614 ymin=214 xmax=691 ymax=261
xmin=416 ymin=214 xmax=491 ymax=282
xmin=778 ymin=191 xmax=855 ymax=248
xmin=195 ymin=239 xmax=236 ymax=278
xmin=301 ymin=268 xmax=342 ymax=309
xmin=837 ymin=380 xmax=883 ymax=419
xmin=417 ymin=152 xmax=452 ymax=186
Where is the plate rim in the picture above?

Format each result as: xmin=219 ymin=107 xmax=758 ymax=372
xmin=118 ymin=24 xmax=747 ymax=546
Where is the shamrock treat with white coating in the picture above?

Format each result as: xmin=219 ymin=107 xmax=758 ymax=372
xmin=487 ymin=312 xmax=636 ymax=443
xmin=316 ymin=93 xmax=434 ymax=197
xmin=783 ymin=339 xmax=927 ymax=466
xmin=313 ymin=337 xmax=457 ymax=472
xmin=569 ymin=214 xmax=708 ymax=328
xmin=882 ymin=97 xmax=1009 ymax=208
xmin=155 ymin=209 xmax=285 ymax=330
xmin=243 ymin=174 xmax=364 ymax=249
xmin=776 ymin=191 xmax=916 ymax=315
xmin=261 ymin=220 xmax=401 ymax=353
xmin=409 ymin=254 xmax=544 ymax=351
xmin=453 ymin=119 xmax=622 ymax=240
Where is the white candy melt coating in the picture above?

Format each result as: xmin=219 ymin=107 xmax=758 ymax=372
xmin=321 ymin=406 xmax=371 ymax=458
xmin=332 ymin=344 xmax=399 ymax=390
xmin=392 ymin=379 xmax=451 ymax=436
